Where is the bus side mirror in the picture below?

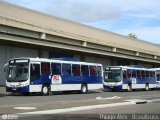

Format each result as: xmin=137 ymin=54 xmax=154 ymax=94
xmin=3 ymin=63 xmax=8 ymax=72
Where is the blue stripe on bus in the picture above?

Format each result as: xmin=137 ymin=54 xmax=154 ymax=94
xmin=31 ymin=76 xmax=102 ymax=85
xmin=6 ymin=85 xmax=29 ymax=93
xmin=103 ymin=85 xmax=122 ymax=90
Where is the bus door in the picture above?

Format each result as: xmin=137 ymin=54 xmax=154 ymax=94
xmin=156 ymin=71 xmax=160 ymax=88
xmin=30 ymin=62 xmax=43 ymax=92
xmin=30 ymin=62 xmax=41 ymax=85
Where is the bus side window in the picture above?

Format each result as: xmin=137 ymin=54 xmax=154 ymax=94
xmin=141 ymin=70 xmax=145 ymax=78
xmin=97 ymin=66 xmax=102 ymax=76
xmin=132 ymin=70 xmax=136 ymax=78
xmin=150 ymin=71 xmax=155 ymax=78
xmin=81 ymin=65 xmax=89 ymax=76
xmin=41 ymin=62 xmax=50 ymax=75
xmin=72 ymin=64 xmax=80 ymax=76
xmin=146 ymin=71 xmax=149 ymax=78
xmin=153 ymin=71 xmax=156 ymax=78
xmin=150 ymin=71 xmax=153 ymax=78
xmin=157 ymin=74 xmax=160 ymax=81
xmin=127 ymin=69 xmax=132 ymax=78
xmin=62 ymin=64 xmax=71 ymax=76
xmin=90 ymin=66 xmax=97 ymax=76
xmin=123 ymin=70 xmax=127 ymax=80
xmin=137 ymin=70 xmax=141 ymax=78
xmin=30 ymin=64 xmax=40 ymax=81
xmin=51 ymin=63 xmax=61 ymax=75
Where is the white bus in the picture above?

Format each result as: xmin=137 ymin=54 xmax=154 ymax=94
xmin=5 ymin=58 xmax=103 ymax=95
xmin=103 ymin=66 xmax=157 ymax=91
xmin=151 ymin=68 xmax=160 ymax=88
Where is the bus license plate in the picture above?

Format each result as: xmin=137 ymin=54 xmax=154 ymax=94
xmin=12 ymin=88 xmax=17 ymax=91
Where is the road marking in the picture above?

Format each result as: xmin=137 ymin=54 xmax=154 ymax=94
xmin=125 ymin=99 xmax=147 ymax=104
xmin=14 ymin=107 xmax=37 ymax=110
xmin=125 ymin=99 xmax=160 ymax=104
xmin=96 ymin=96 xmax=121 ymax=100
xmin=0 ymin=101 xmax=65 ymax=108
xmin=147 ymin=99 xmax=160 ymax=103
xmin=18 ymin=101 xmax=135 ymax=115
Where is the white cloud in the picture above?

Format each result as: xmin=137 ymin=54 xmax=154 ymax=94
xmin=127 ymin=12 xmax=160 ymax=19
xmin=45 ymin=0 xmax=122 ymax=22
xmin=2 ymin=0 xmax=160 ymax=44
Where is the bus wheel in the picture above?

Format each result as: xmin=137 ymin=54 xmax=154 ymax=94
xmin=81 ymin=84 xmax=88 ymax=94
xmin=145 ymin=84 xmax=149 ymax=91
xmin=127 ymin=84 xmax=132 ymax=92
xmin=42 ymin=85 xmax=50 ymax=95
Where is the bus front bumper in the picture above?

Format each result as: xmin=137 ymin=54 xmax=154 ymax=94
xmin=103 ymin=84 xmax=122 ymax=90
xmin=6 ymin=85 xmax=29 ymax=93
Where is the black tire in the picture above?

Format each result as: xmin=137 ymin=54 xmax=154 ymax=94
xmin=127 ymin=84 xmax=132 ymax=92
xmin=145 ymin=84 xmax=149 ymax=91
xmin=80 ymin=84 xmax=88 ymax=94
xmin=42 ymin=85 xmax=50 ymax=95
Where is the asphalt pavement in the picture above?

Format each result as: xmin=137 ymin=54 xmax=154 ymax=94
xmin=1 ymin=87 xmax=160 ymax=120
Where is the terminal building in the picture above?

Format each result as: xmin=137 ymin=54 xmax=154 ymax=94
xmin=0 ymin=1 xmax=160 ymax=85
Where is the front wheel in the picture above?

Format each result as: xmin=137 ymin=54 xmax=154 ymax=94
xmin=42 ymin=85 xmax=50 ymax=95
xmin=127 ymin=84 xmax=132 ymax=92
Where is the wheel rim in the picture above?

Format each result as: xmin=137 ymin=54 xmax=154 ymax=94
xmin=43 ymin=86 xmax=48 ymax=94
xmin=82 ymin=86 xmax=86 ymax=93
xmin=146 ymin=85 xmax=149 ymax=90
xmin=127 ymin=85 xmax=131 ymax=91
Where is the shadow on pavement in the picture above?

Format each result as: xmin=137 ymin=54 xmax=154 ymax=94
xmin=21 ymin=114 xmax=99 ymax=120
xmin=0 ymin=93 xmax=8 ymax=97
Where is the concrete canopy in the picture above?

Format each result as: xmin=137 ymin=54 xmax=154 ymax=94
xmin=0 ymin=1 xmax=160 ymax=62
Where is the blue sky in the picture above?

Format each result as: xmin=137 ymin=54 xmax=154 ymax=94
xmin=3 ymin=0 xmax=160 ymax=44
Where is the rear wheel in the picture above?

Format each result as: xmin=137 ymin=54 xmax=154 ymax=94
xmin=145 ymin=84 xmax=149 ymax=91
xmin=80 ymin=84 xmax=88 ymax=94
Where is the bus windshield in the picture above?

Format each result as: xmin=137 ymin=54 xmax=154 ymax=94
xmin=104 ymin=69 xmax=122 ymax=82
xmin=6 ymin=62 xmax=29 ymax=82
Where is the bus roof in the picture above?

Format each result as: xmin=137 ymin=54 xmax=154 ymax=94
xmin=105 ymin=66 xmax=155 ymax=71
xmin=150 ymin=68 xmax=160 ymax=71
xmin=9 ymin=57 xmax=102 ymax=66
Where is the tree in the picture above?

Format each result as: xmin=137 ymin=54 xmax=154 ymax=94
xmin=128 ymin=33 xmax=137 ymax=39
